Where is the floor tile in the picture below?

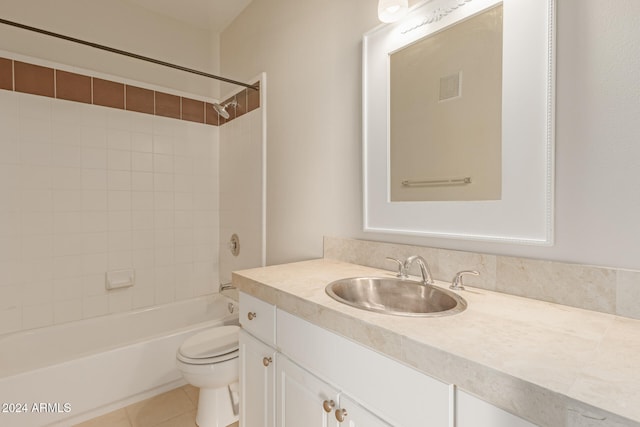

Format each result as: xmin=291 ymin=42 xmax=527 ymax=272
xmin=126 ymin=388 xmax=195 ymax=427
xmin=182 ymin=384 xmax=199 ymax=406
xmin=154 ymin=409 xmax=197 ymax=427
xmin=73 ymin=408 xmax=131 ymax=427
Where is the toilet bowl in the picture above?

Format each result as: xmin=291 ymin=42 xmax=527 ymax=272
xmin=176 ymin=325 xmax=240 ymax=427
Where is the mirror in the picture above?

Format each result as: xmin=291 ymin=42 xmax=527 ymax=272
xmin=363 ymin=0 xmax=555 ymax=244
xmin=390 ymin=5 xmax=503 ymax=202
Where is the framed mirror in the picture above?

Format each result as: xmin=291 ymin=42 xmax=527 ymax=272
xmin=363 ymin=0 xmax=555 ymax=244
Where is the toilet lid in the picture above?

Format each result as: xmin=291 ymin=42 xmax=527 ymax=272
xmin=178 ymin=325 xmax=240 ymax=360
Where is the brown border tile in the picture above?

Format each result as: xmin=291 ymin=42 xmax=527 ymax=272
xmin=14 ymin=61 xmax=54 ymax=97
xmin=234 ymin=90 xmax=248 ymax=119
xmin=126 ymin=85 xmax=154 ymax=114
xmin=56 ymin=70 xmax=91 ymax=104
xmin=156 ymin=91 xmax=180 ymax=119
xmin=93 ymin=78 xmax=124 ymax=109
xmin=248 ymin=82 xmax=260 ymax=112
xmin=181 ymin=98 xmax=205 ymax=123
xmin=0 ymin=58 xmax=12 ymax=91
xmin=205 ymin=103 xmax=220 ymax=126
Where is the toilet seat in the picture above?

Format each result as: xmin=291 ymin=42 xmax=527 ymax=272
xmin=177 ymin=325 xmax=240 ymax=365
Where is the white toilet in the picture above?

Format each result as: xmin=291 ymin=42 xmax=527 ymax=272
xmin=176 ymin=325 xmax=240 ymax=427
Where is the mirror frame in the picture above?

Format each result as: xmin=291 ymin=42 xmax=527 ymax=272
xmin=363 ymin=0 xmax=555 ymax=245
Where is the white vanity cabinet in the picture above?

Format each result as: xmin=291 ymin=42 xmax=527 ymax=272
xmin=277 ymin=354 xmax=392 ymax=427
xmin=239 ymin=330 xmax=276 ymax=427
xmin=239 ymin=292 xmax=277 ymax=427
xmin=277 ymin=354 xmax=339 ymax=427
xmin=455 ymin=389 xmax=536 ymax=427
xmin=238 ymin=291 xmax=533 ymax=427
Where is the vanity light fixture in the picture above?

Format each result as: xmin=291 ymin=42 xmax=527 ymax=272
xmin=378 ymin=0 xmax=409 ymax=22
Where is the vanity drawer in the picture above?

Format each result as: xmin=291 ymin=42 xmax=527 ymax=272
xmin=239 ymin=292 xmax=276 ymax=345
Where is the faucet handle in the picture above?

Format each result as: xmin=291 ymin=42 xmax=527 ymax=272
xmin=450 ymin=270 xmax=479 ymax=291
xmin=386 ymin=257 xmax=408 ymax=278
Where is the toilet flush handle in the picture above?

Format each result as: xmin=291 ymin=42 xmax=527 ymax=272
xmin=247 ymin=312 xmax=257 ymax=320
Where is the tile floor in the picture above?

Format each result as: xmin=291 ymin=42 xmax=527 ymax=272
xmin=73 ymin=385 xmax=239 ymax=427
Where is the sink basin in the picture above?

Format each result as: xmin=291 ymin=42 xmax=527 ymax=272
xmin=325 ymin=277 xmax=467 ymax=317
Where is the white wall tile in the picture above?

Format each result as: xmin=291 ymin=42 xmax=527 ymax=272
xmin=82 ymin=294 xmax=109 ymax=318
xmin=81 ymin=126 xmax=107 ymax=148
xmin=54 ymin=298 xmax=83 ymax=324
xmin=20 ymin=118 xmax=51 ymax=144
xmin=82 ymin=190 xmax=108 ymax=211
xmin=107 ymin=129 xmax=131 ymax=151
xmin=81 ymin=232 xmax=108 ymax=254
xmin=0 ymin=140 xmax=19 ymax=164
xmin=22 ymin=303 xmax=53 ymax=330
xmin=0 ymin=90 xmax=220 ymax=332
xmin=82 ymin=169 xmax=107 ymax=190
xmin=0 ymin=306 xmax=22 ymax=335
xmin=131 ymin=132 xmax=153 ymax=153
xmin=108 ymin=150 xmax=132 ymax=171
xmin=154 ymin=173 xmax=173 ymax=191
xmin=108 ymin=191 xmax=132 ymax=211
xmin=21 ymin=142 xmax=51 ymax=165
xmin=52 ymin=189 xmax=82 ymax=212
xmin=153 ymin=154 xmax=173 ymax=173
xmin=108 ymin=211 xmax=132 ymax=231
xmin=132 ymin=152 xmax=153 ymax=171
xmin=82 ymin=147 xmax=108 ymax=169
xmin=52 ymin=167 xmax=82 ymax=190
xmin=23 ymin=212 xmax=53 ymax=235
xmin=132 ymin=191 xmax=154 ymax=211
xmin=132 ymin=172 xmax=153 ymax=191
xmin=51 ymin=145 xmax=82 ymax=168
xmin=20 ymin=165 xmax=51 ymax=189
xmin=108 ymin=170 xmax=132 ymax=191
xmin=153 ymin=134 xmax=173 ymax=155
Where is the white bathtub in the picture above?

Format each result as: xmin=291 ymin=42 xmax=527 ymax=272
xmin=0 ymin=294 xmax=238 ymax=427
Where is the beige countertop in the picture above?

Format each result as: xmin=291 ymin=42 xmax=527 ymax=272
xmin=232 ymin=258 xmax=640 ymax=427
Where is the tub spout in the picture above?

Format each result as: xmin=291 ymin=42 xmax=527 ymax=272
xmin=219 ymin=282 xmax=235 ymax=293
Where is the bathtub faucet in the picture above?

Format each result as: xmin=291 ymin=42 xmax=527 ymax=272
xmin=219 ymin=282 xmax=235 ymax=292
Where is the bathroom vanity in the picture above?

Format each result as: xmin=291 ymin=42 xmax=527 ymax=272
xmin=232 ymin=259 xmax=617 ymax=427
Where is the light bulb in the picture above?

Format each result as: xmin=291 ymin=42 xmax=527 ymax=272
xmin=378 ymin=0 xmax=409 ymax=23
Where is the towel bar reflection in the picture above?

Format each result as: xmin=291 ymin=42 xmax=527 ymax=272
xmin=401 ymin=177 xmax=472 ymax=187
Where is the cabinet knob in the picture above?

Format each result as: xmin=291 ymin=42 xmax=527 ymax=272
xmin=322 ymin=400 xmax=335 ymax=413
xmin=335 ymin=408 xmax=348 ymax=422
xmin=262 ymin=357 xmax=272 ymax=367
xmin=247 ymin=312 xmax=257 ymax=320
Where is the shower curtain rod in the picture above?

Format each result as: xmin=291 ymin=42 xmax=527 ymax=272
xmin=0 ymin=17 xmax=259 ymax=91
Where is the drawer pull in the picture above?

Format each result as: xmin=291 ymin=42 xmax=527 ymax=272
xmin=247 ymin=312 xmax=257 ymax=320
xmin=322 ymin=400 xmax=335 ymax=413
xmin=262 ymin=357 xmax=272 ymax=367
xmin=335 ymin=408 xmax=348 ymax=422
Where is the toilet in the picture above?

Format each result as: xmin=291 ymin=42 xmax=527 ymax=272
xmin=176 ymin=325 xmax=240 ymax=427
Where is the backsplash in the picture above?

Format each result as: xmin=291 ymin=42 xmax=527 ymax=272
xmin=323 ymin=236 xmax=640 ymax=320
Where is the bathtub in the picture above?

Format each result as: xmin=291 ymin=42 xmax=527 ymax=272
xmin=0 ymin=294 xmax=238 ymax=427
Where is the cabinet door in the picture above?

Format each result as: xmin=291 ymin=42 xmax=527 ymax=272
xmin=239 ymin=330 xmax=276 ymax=427
xmin=334 ymin=394 xmax=392 ymax=427
xmin=277 ymin=355 xmax=339 ymax=427
xmin=455 ymin=389 xmax=535 ymax=427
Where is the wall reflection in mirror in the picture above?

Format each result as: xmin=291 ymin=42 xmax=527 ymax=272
xmin=390 ymin=5 xmax=503 ymax=202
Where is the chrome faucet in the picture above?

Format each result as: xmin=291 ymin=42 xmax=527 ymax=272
xmin=386 ymin=257 xmax=409 ymax=279
xmin=404 ymin=255 xmax=434 ymax=285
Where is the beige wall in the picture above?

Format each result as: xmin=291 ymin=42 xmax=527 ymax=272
xmin=221 ymin=0 xmax=640 ymax=271
xmin=221 ymin=0 xmax=380 ymax=264
xmin=0 ymin=0 xmax=220 ymax=97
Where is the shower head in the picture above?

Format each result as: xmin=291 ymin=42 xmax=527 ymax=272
xmin=213 ymin=99 xmax=238 ymax=120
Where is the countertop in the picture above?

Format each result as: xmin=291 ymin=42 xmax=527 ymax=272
xmin=232 ymin=258 xmax=640 ymax=427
